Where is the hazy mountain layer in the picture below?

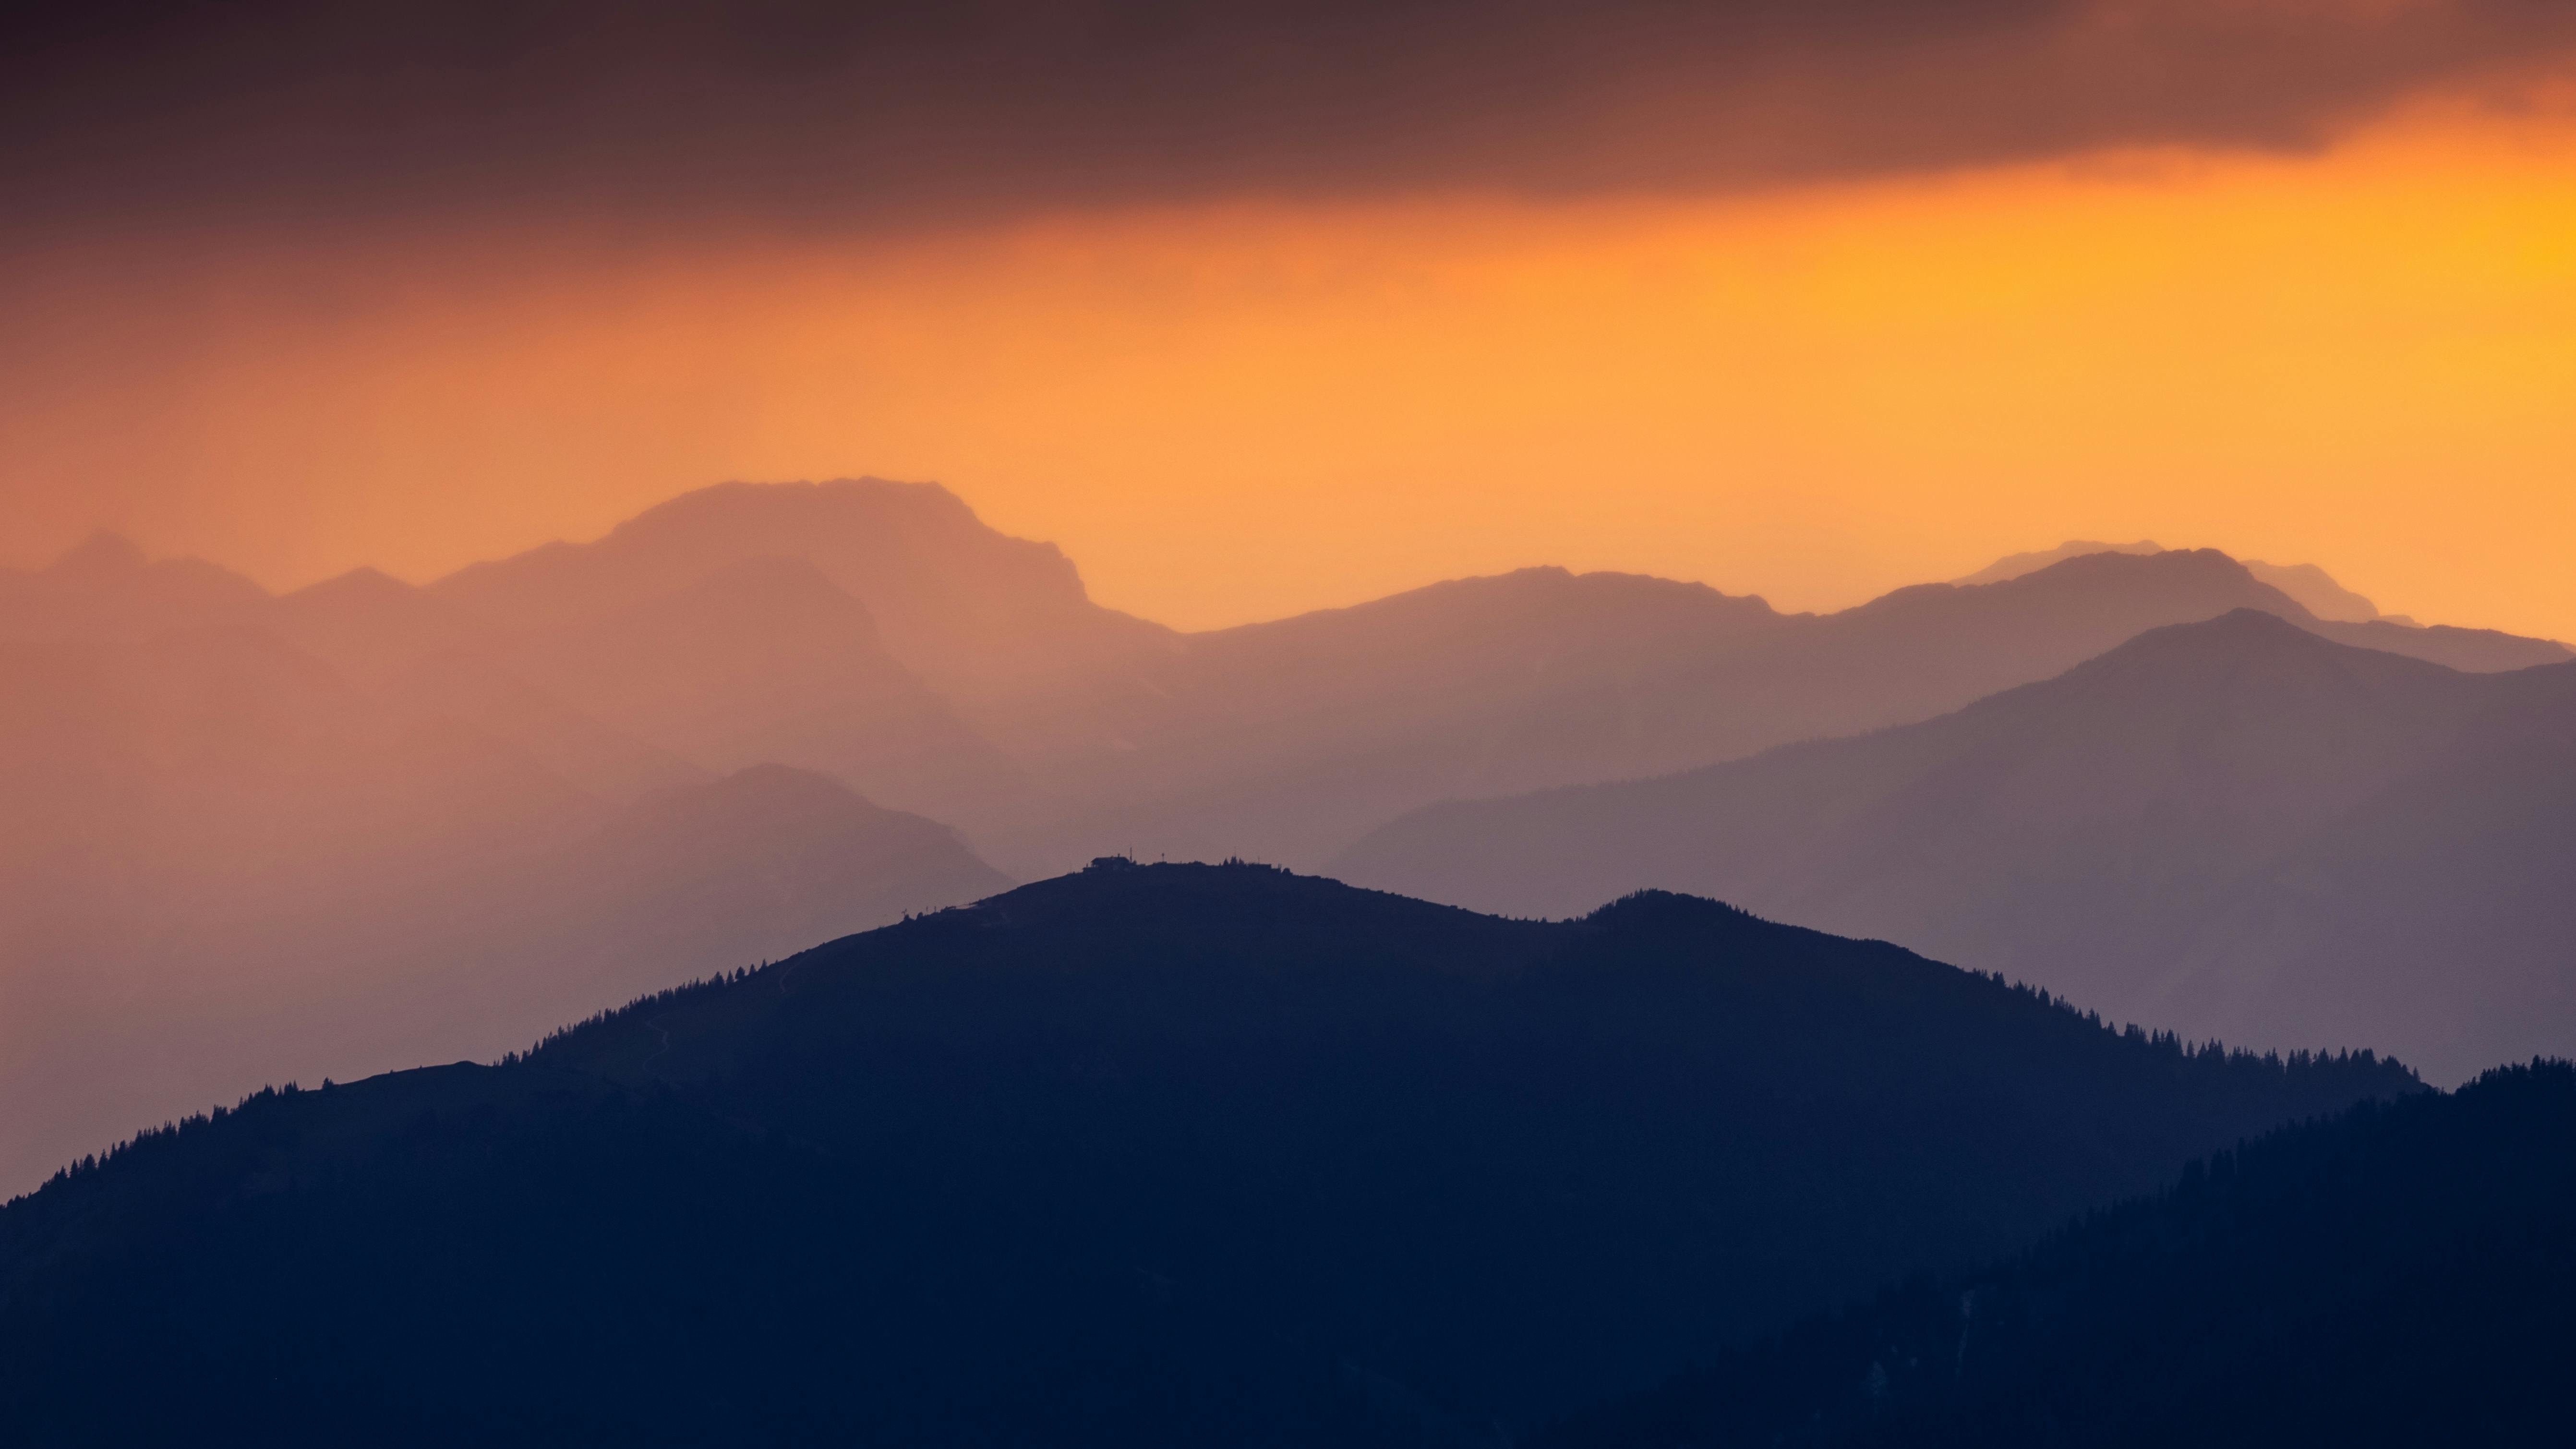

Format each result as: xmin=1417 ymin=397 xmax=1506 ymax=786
xmin=9 ymin=491 xmax=2567 ymax=1188
xmin=1009 ymin=548 xmax=2564 ymax=871
xmin=395 ymin=483 xmax=2569 ymax=874
xmin=272 ymin=565 xmax=707 ymax=802
xmin=1951 ymin=538 xmax=2167 ymax=588
xmin=0 ymin=587 xmax=1009 ymax=1191
xmin=36 ymin=486 xmax=2548 ymax=881
xmin=0 ymin=531 xmax=271 ymax=642
xmin=1339 ymin=610 xmax=2576 ymax=1082
xmin=1949 ymin=537 xmax=2576 ymax=644
xmin=426 ymin=477 xmax=1177 ymax=697
xmin=1544 ymin=1061 xmax=2576 ymax=1449
xmin=0 ymin=863 xmax=2410 ymax=1447
xmin=0 ymin=754 xmax=1003 ymax=1195
xmin=509 ymin=555 xmax=1027 ymax=820
xmin=1956 ymin=539 xmax=2392 ymax=622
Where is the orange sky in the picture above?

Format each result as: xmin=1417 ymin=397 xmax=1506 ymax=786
xmin=4 ymin=97 xmax=2572 ymax=639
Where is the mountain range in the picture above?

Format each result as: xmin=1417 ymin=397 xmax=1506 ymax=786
xmin=1953 ymin=537 xmax=2403 ymax=625
xmin=1339 ymin=609 xmax=2576 ymax=1084
xmin=6 ymin=478 xmax=2571 ymax=1188
xmin=996 ymin=543 xmax=2565 ymax=869
xmin=8 ymin=483 xmax=2567 ymax=1441
xmin=0 ymin=585 xmax=1004 ymax=1187
xmin=0 ymin=863 xmax=2412 ymax=1446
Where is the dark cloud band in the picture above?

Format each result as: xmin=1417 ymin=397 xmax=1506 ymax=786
xmin=6 ymin=1 xmax=2572 ymax=240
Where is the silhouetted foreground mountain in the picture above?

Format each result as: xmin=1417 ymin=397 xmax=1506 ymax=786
xmin=0 ymin=864 xmax=2410 ymax=1447
xmin=1341 ymin=610 xmax=2576 ymax=1083
xmin=1542 ymin=1060 xmax=2576 ymax=1449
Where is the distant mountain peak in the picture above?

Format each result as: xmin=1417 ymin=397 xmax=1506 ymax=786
xmin=429 ymin=476 xmax=1173 ymax=695
xmin=1979 ymin=610 xmax=2472 ymax=724
xmin=292 ymin=565 xmax=415 ymax=600
xmin=2137 ymin=604 xmax=2314 ymax=642
xmin=602 ymin=475 xmax=997 ymax=545
xmin=1953 ymin=539 xmax=2165 ymax=588
xmin=584 ymin=478 xmax=1087 ymax=596
xmin=1957 ymin=539 xmax=2393 ymax=625
xmin=1579 ymin=888 xmax=1769 ymax=933
xmin=2200 ymin=603 xmax=2312 ymax=634
xmin=45 ymin=529 xmax=151 ymax=578
xmin=12 ymin=530 xmax=271 ymax=627
xmin=663 ymin=761 xmax=872 ymax=813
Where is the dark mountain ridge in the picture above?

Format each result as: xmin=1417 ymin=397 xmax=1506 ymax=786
xmin=0 ymin=863 xmax=2412 ymax=1446
xmin=1542 ymin=1060 xmax=2576 ymax=1449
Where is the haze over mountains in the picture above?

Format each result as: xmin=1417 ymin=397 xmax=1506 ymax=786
xmin=1340 ymin=609 xmax=2576 ymax=1084
xmin=0 ymin=863 xmax=2411 ymax=1446
xmin=21 ymin=0 xmax=2576 ymax=1434
xmin=1005 ymin=540 xmax=2563 ymax=869
xmin=6 ymin=476 xmax=2572 ymax=1189
xmin=0 ymin=519 xmax=1013 ymax=1186
xmin=426 ymin=479 xmax=1173 ymax=701
xmin=11 ymin=477 xmax=2575 ymax=1442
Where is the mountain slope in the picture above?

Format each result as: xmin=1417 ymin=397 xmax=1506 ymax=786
xmin=0 ymin=863 xmax=2410 ymax=1446
xmin=1950 ymin=539 xmax=2568 ymax=664
xmin=179 ymin=762 xmax=1015 ymax=1081
xmin=1000 ymin=568 xmax=1792 ymax=866
xmin=2243 ymin=558 xmax=2383 ymax=622
xmin=506 ymin=556 xmax=1027 ymax=820
xmin=272 ymin=566 xmax=706 ymax=802
xmin=1338 ymin=611 xmax=2576 ymax=1081
xmin=0 ymin=531 xmax=271 ymax=643
xmin=2299 ymin=613 xmax=2570 ymax=671
xmin=1007 ymin=547 xmax=2568 ymax=873
xmin=1005 ymin=549 xmax=2362 ymax=870
xmin=1543 ymin=1060 xmax=2576 ymax=1449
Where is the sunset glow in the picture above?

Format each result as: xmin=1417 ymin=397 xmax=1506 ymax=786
xmin=7 ymin=99 xmax=2573 ymax=637
xmin=17 ymin=9 xmax=2576 ymax=1434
